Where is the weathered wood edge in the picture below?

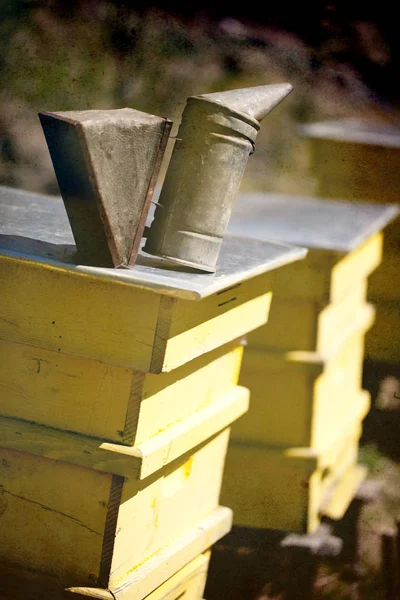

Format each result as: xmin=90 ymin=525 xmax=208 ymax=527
xmin=0 ymin=384 xmax=248 ymax=478
xmin=319 ymin=464 xmax=368 ymax=521
xmin=99 ymin=475 xmax=125 ymax=587
xmin=65 ymin=506 xmax=232 ymax=600
xmin=246 ymin=302 xmax=375 ymax=369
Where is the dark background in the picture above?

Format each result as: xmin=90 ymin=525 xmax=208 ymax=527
xmin=1 ymin=0 xmax=399 ymax=193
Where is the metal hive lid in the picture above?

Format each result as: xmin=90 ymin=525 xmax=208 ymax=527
xmin=298 ymin=118 xmax=400 ymax=148
xmin=229 ymin=192 xmax=400 ymax=253
xmin=0 ymin=186 xmax=306 ymax=300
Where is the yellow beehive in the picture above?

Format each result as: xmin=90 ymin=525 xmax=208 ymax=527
xmin=4 ymin=552 xmax=210 ymax=600
xmin=248 ymin=278 xmax=368 ymax=353
xmin=128 ymin=552 xmax=210 ymax=600
xmin=0 ymin=337 xmax=244 ymax=445
xmin=227 ymin=195 xmax=391 ymax=448
xmin=229 ymin=195 xmax=398 ymax=369
xmin=233 ymin=303 xmax=374 ymax=450
xmin=223 ymin=192 xmax=395 ymax=533
xmin=222 ymin=390 xmax=370 ymax=533
xmin=299 ymin=120 xmax=400 ymax=362
xmin=0 ymin=426 xmax=232 ymax=600
xmin=0 ymin=189 xmax=295 ymax=376
xmin=230 ymin=193 xmax=394 ymax=365
xmin=0 ymin=250 xmax=274 ymax=374
xmin=0 ymin=186 xmax=306 ymax=598
xmin=229 ymin=194 xmax=394 ymax=309
xmin=299 ymin=119 xmax=400 ymax=205
xmin=65 ymin=552 xmax=210 ymax=600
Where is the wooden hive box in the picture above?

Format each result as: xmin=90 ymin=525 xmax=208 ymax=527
xmin=299 ymin=120 xmax=400 ymax=362
xmin=0 ymin=187 xmax=306 ymax=470
xmin=66 ymin=551 xmax=211 ymax=600
xmin=221 ymin=193 xmax=396 ymax=533
xmin=0 ymin=428 xmax=231 ymax=600
xmin=232 ymin=303 xmax=374 ymax=450
xmin=0 ymin=186 xmax=306 ymax=599
xmin=229 ymin=193 xmax=397 ymax=353
xmin=227 ymin=193 xmax=395 ymax=448
xmin=0 ymin=336 xmax=246 ymax=448
xmin=0 ymin=187 xmax=306 ymax=375
xmin=248 ymin=277 xmax=368 ymax=354
xmin=298 ymin=119 xmax=400 ymax=206
xmin=221 ymin=390 xmax=370 ymax=534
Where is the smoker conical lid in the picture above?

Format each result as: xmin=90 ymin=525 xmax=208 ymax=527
xmin=198 ymin=83 xmax=293 ymax=122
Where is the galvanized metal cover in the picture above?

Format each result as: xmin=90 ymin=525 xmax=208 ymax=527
xmin=0 ymin=186 xmax=306 ymax=300
xmin=229 ymin=193 xmax=399 ymax=253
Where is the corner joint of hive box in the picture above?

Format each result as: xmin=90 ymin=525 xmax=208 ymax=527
xmin=100 ymin=441 xmax=144 ymax=459
xmin=64 ymin=586 xmax=115 ymax=600
xmin=285 ymin=447 xmax=319 ymax=466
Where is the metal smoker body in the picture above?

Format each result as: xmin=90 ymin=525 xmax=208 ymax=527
xmin=144 ymin=84 xmax=293 ymax=272
xmin=40 ymin=108 xmax=171 ymax=268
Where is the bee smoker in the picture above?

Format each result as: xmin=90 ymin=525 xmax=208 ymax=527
xmin=40 ymin=109 xmax=171 ymax=268
xmin=144 ymin=84 xmax=293 ymax=273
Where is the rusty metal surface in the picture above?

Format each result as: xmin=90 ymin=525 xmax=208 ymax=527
xmin=0 ymin=185 xmax=306 ymax=299
xmin=40 ymin=108 xmax=171 ymax=268
xmin=144 ymin=84 xmax=292 ymax=273
xmin=229 ymin=192 xmax=399 ymax=252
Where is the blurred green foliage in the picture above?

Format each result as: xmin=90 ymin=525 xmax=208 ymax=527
xmin=0 ymin=1 xmax=396 ymax=192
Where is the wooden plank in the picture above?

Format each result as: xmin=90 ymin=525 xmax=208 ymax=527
xmin=67 ymin=553 xmax=210 ymax=600
xmin=248 ymin=278 xmax=367 ymax=353
xmin=0 ymin=446 xmax=111 ymax=586
xmin=0 ymin=338 xmax=243 ymax=444
xmin=132 ymin=342 xmax=243 ymax=446
xmin=222 ymin=414 xmax=365 ymax=533
xmin=109 ymin=430 xmax=231 ymax=586
xmin=139 ymin=551 xmax=209 ymax=600
xmin=0 ymin=384 xmax=247 ymax=479
xmin=157 ymin=283 xmax=273 ymax=373
xmin=316 ymin=279 xmax=367 ymax=352
xmin=234 ymin=307 xmax=373 ymax=449
xmin=0 ymin=254 xmax=160 ymax=371
xmin=0 ymin=431 xmax=233 ymax=594
xmin=320 ymin=464 xmax=367 ymax=520
xmin=256 ymin=232 xmax=381 ymax=303
xmin=0 ymin=253 xmax=272 ymax=373
xmin=135 ymin=385 xmax=249 ymax=479
xmin=329 ymin=232 xmax=382 ymax=303
xmin=0 ymin=338 xmax=132 ymax=442
xmin=66 ymin=506 xmax=231 ymax=600
xmin=0 ymin=417 xmax=142 ymax=478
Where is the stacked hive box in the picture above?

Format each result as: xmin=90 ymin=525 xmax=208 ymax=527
xmin=0 ymin=553 xmax=211 ymax=600
xmin=222 ymin=193 xmax=399 ymax=533
xmin=0 ymin=186 xmax=305 ymax=600
xmin=299 ymin=119 xmax=400 ymax=363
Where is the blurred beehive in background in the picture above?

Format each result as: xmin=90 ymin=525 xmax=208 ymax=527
xmin=299 ymin=119 xmax=400 ymax=364
xmin=222 ymin=192 xmax=399 ymax=533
